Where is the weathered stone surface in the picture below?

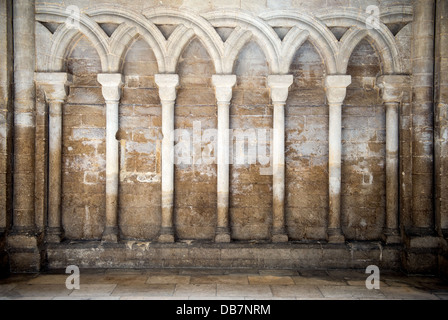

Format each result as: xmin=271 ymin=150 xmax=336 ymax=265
xmin=1 ymin=0 xmax=446 ymax=276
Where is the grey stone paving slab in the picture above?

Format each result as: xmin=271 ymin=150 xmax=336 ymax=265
xmin=217 ymin=284 xmax=273 ymax=297
xmin=174 ymin=284 xmax=217 ymax=297
xmin=248 ymin=276 xmax=295 ymax=285
xmin=271 ymin=285 xmax=324 ymax=299
xmin=69 ymin=284 xmax=117 ymax=297
xmin=112 ymin=284 xmax=176 ymax=297
xmin=318 ymin=285 xmax=386 ymax=299
xmin=5 ymin=284 xmax=72 ymax=297
xmin=147 ymin=275 xmax=191 ymax=285
xmin=190 ymin=275 xmax=248 ymax=285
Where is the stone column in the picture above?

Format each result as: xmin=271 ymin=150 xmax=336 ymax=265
xmin=155 ymin=74 xmax=179 ymax=243
xmin=11 ymin=0 xmax=36 ymax=233
xmin=97 ymin=74 xmax=124 ymax=243
xmin=325 ymin=75 xmax=351 ymax=243
xmin=35 ymin=73 xmax=71 ymax=243
xmin=435 ymin=0 xmax=448 ymax=238
xmin=212 ymin=75 xmax=236 ymax=243
xmin=377 ymin=75 xmax=409 ymax=244
xmin=268 ymin=75 xmax=293 ymax=243
xmin=411 ymin=0 xmax=435 ymax=232
xmin=8 ymin=0 xmax=40 ymax=272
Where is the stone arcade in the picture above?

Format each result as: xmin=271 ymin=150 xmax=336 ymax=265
xmin=0 ymin=0 xmax=447 ymax=277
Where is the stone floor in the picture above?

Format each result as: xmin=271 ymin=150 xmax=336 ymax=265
xmin=0 ymin=268 xmax=447 ymax=300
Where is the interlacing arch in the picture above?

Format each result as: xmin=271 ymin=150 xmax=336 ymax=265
xmin=35 ymin=4 xmax=409 ymax=77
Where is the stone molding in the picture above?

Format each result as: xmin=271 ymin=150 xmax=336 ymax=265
xmin=35 ymin=4 xmax=409 ymax=75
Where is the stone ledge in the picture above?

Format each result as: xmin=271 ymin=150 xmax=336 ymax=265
xmin=45 ymin=240 xmax=402 ymax=271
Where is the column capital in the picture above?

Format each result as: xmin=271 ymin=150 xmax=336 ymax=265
xmin=212 ymin=74 xmax=236 ymax=103
xmin=325 ymin=75 xmax=352 ymax=105
xmin=155 ymin=74 xmax=179 ymax=102
xmin=35 ymin=72 xmax=72 ymax=102
xmin=97 ymin=73 xmax=124 ymax=102
xmin=377 ymin=75 xmax=411 ymax=103
xmin=268 ymin=74 xmax=293 ymax=103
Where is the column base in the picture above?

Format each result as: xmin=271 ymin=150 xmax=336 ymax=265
xmin=7 ymin=228 xmax=42 ymax=272
xmin=271 ymin=227 xmax=288 ymax=243
xmin=327 ymin=229 xmax=345 ymax=243
xmin=158 ymin=227 xmax=175 ymax=243
xmin=101 ymin=226 xmax=119 ymax=243
xmin=382 ymin=228 xmax=401 ymax=244
xmin=215 ymin=227 xmax=231 ymax=243
xmin=46 ymin=227 xmax=63 ymax=244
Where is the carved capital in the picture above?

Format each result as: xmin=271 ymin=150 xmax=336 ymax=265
xmin=97 ymin=73 xmax=124 ymax=102
xmin=212 ymin=75 xmax=236 ymax=103
xmin=155 ymin=74 xmax=179 ymax=102
xmin=325 ymin=75 xmax=352 ymax=105
xmin=268 ymin=75 xmax=293 ymax=103
xmin=377 ymin=75 xmax=411 ymax=103
xmin=35 ymin=72 xmax=72 ymax=102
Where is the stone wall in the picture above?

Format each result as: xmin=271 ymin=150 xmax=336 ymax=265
xmin=1 ymin=0 xmax=448 ymax=276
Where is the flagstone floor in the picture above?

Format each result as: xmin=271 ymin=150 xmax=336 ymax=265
xmin=0 ymin=268 xmax=447 ymax=300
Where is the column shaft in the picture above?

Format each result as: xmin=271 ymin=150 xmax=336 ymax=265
xmin=216 ymin=101 xmax=230 ymax=241
xmin=385 ymin=102 xmax=400 ymax=242
xmin=328 ymin=102 xmax=342 ymax=234
xmin=325 ymin=75 xmax=351 ymax=243
xmin=97 ymin=74 xmax=123 ymax=243
xmin=155 ymin=74 xmax=179 ymax=243
xmin=272 ymin=103 xmax=286 ymax=237
xmin=213 ymin=74 xmax=236 ymax=243
xmin=161 ymin=100 xmax=175 ymax=240
xmin=12 ymin=0 xmax=36 ymax=231
xmin=104 ymin=101 xmax=119 ymax=241
xmin=411 ymin=0 xmax=435 ymax=230
xmin=47 ymin=101 xmax=63 ymax=242
xmin=268 ymin=75 xmax=293 ymax=243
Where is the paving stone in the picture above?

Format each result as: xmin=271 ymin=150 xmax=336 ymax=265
xmin=318 ymin=285 xmax=386 ymax=299
xmin=248 ymin=276 xmax=295 ymax=285
xmin=5 ymin=284 xmax=72 ymax=297
xmin=147 ymin=275 xmax=191 ymax=285
xmin=292 ymin=276 xmax=347 ymax=286
xmin=81 ymin=274 xmax=149 ymax=285
xmin=217 ymin=284 xmax=272 ymax=297
xmin=271 ymin=285 xmax=324 ymax=299
xmin=380 ymin=286 xmax=441 ymax=300
xmin=174 ymin=284 xmax=217 ymax=297
xmin=112 ymin=284 xmax=176 ymax=297
xmin=190 ymin=275 xmax=248 ymax=285
xmin=69 ymin=284 xmax=117 ymax=297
